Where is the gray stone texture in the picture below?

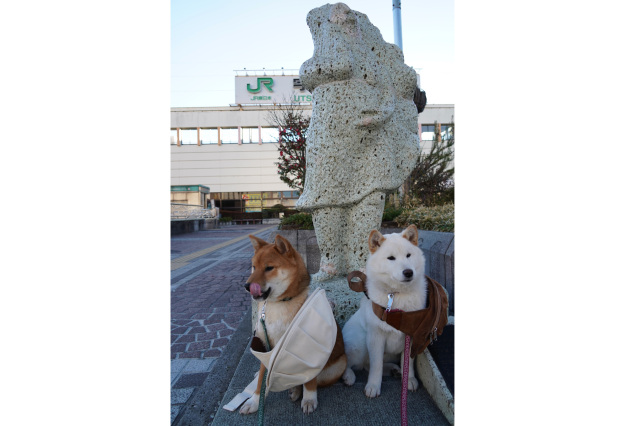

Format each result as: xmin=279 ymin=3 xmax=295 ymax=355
xmin=296 ymin=2 xmax=420 ymax=277
xmin=171 ymin=388 xmax=195 ymax=405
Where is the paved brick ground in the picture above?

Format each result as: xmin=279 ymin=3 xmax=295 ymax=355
xmin=170 ymin=224 xmax=276 ymax=424
xmin=171 ymin=258 xmax=253 ymax=360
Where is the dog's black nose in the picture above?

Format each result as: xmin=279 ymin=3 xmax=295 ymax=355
xmin=244 ymin=283 xmax=251 ymax=292
xmin=403 ymin=269 xmax=413 ymax=278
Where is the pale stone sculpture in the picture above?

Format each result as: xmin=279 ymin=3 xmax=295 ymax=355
xmin=296 ymin=2 xmax=420 ymax=279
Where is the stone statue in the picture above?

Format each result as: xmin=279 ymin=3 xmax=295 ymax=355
xmin=296 ymin=2 xmax=420 ymax=280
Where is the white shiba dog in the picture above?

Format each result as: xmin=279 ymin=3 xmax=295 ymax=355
xmin=341 ymin=225 xmax=427 ymax=398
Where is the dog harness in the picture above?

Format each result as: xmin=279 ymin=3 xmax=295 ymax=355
xmin=347 ymin=271 xmax=449 ymax=358
xmin=249 ymin=287 xmax=337 ymax=392
xmin=223 ymin=288 xmax=337 ymax=416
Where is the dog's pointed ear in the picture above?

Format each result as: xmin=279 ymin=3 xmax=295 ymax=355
xmin=249 ymin=235 xmax=268 ymax=252
xmin=402 ymin=224 xmax=419 ymax=246
xmin=368 ymin=229 xmax=386 ymax=254
xmin=274 ymin=235 xmax=294 ymax=256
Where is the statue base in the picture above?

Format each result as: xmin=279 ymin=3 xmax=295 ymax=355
xmin=310 ymin=274 xmax=362 ymax=328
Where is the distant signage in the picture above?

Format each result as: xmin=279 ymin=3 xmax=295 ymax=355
xmin=246 ymin=77 xmax=274 ymax=93
xmin=171 ymin=185 xmax=210 ymax=193
xmin=244 ymin=193 xmax=262 ymax=212
xmin=235 ymin=75 xmax=312 ymax=105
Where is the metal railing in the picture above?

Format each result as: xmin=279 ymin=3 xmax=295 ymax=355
xmin=171 ymin=203 xmax=219 ymax=220
xmin=233 ymin=68 xmax=299 ymax=76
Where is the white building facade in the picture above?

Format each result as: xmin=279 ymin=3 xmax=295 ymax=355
xmin=171 ymin=71 xmax=454 ymax=215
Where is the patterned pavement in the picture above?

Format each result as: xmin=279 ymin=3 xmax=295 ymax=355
xmin=170 ymin=224 xmax=277 ymax=424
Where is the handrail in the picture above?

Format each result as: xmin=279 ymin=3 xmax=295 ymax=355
xmin=233 ymin=68 xmax=299 ymax=76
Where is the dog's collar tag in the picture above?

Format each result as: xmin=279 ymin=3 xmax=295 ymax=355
xmin=386 ymin=293 xmax=395 ymax=311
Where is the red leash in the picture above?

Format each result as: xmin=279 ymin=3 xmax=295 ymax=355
xmin=385 ymin=298 xmax=410 ymax=426
xmin=401 ymin=334 xmax=410 ymax=426
xmin=388 ymin=300 xmax=410 ymax=426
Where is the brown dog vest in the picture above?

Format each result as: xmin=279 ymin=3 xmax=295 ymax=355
xmin=347 ymin=271 xmax=449 ymax=358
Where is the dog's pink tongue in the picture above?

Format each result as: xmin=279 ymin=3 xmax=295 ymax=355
xmin=249 ymin=283 xmax=262 ymax=297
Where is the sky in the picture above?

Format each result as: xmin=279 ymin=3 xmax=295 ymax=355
xmin=171 ymin=0 xmax=454 ymax=107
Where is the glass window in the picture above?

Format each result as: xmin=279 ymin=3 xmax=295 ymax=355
xmin=170 ymin=129 xmax=178 ymax=145
xmin=220 ymin=128 xmax=238 ymax=144
xmin=200 ymin=128 xmax=218 ymax=144
xmin=441 ymin=124 xmax=453 ymax=141
xmin=421 ymin=125 xmax=435 ymax=142
xmin=261 ymin=127 xmax=280 ymax=143
xmin=180 ymin=129 xmax=198 ymax=145
xmin=242 ymin=127 xmax=259 ymax=144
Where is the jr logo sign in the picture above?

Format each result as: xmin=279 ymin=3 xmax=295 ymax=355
xmin=235 ymin=75 xmax=310 ymax=104
xmin=246 ymin=77 xmax=274 ymax=93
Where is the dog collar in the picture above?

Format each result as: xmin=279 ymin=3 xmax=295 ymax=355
xmin=257 ymin=296 xmax=300 ymax=332
xmin=347 ymin=271 xmax=400 ymax=321
xmin=371 ymin=295 xmax=399 ymax=322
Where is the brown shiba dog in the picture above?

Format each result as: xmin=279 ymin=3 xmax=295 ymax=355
xmin=241 ymin=234 xmax=347 ymax=414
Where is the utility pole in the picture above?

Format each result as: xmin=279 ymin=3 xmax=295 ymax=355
xmin=393 ymin=0 xmax=403 ymax=50
xmin=393 ymin=0 xmax=412 ymax=204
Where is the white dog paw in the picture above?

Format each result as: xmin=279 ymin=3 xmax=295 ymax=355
xmin=408 ymin=377 xmax=419 ymax=391
xmin=364 ymin=382 xmax=381 ymax=398
xmin=289 ymin=385 xmax=302 ymax=401
xmin=384 ymin=362 xmax=401 ymax=378
xmin=312 ymin=268 xmax=336 ymax=282
xmin=239 ymin=395 xmax=259 ymax=414
xmin=342 ymin=368 xmax=356 ymax=386
xmin=301 ymin=397 xmax=318 ymax=414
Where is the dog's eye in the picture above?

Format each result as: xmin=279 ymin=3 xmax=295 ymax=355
xmin=387 ymin=256 xmax=395 ymax=261
xmin=265 ymin=266 xmax=274 ymax=272
xmin=406 ymin=253 xmax=411 ymax=258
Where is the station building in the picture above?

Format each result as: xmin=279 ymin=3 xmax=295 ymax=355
xmin=171 ymin=70 xmax=454 ymax=217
